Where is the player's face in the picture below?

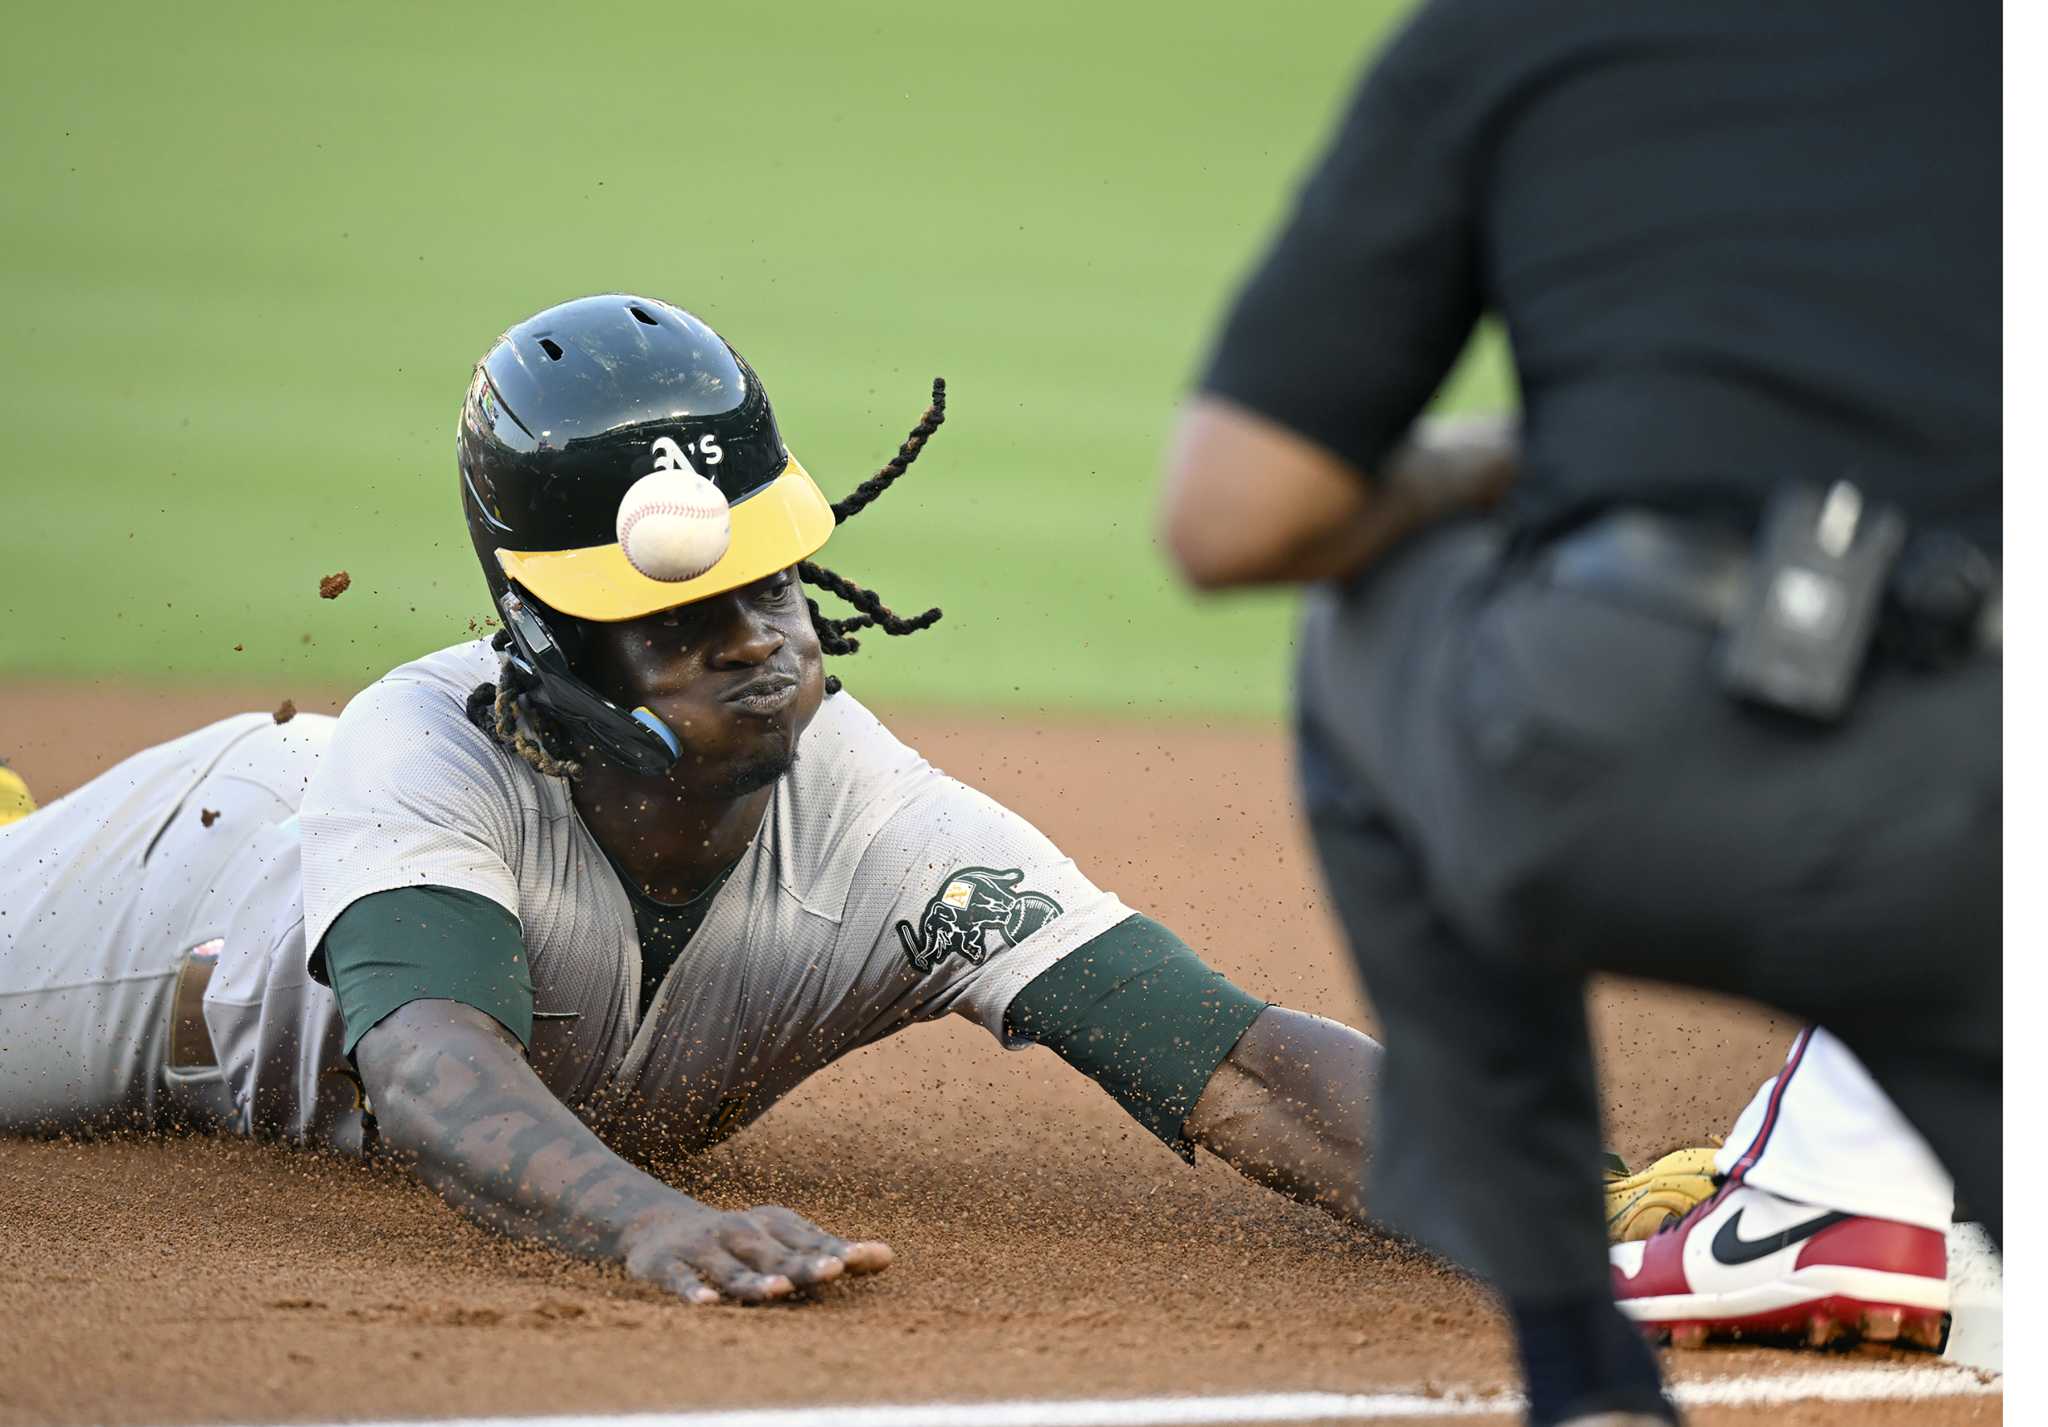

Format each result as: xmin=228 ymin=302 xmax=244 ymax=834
xmin=587 ymin=567 xmax=825 ymax=796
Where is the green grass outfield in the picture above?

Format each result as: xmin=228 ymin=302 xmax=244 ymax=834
xmin=0 ymin=0 xmax=1510 ymax=722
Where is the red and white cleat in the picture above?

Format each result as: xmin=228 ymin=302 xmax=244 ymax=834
xmin=1610 ymin=1182 xmax=1948 ymax=1351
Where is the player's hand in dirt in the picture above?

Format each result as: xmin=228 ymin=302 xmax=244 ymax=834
xmin=357 ymin=1000 xmax=893 ymax=1307
xmin=620 ymin=1203 xmax=893 ymax=1304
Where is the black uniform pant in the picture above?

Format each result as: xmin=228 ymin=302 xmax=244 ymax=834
xmin=1296 ymin=520 xmax=2001 ymax=1300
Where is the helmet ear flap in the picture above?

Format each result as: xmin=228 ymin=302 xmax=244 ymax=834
xmin=495 ymin=590 xmax=679 ymax=775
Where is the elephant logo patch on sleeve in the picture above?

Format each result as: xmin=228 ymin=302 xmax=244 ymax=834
xmin=896 ymin=866 xmax=1064 ymax=974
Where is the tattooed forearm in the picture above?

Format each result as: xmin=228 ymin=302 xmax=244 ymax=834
xmin=354 ymin=998 xmax=892 ymax=1304
xmin=357 ymin=1000 xmax=678 ymax=1259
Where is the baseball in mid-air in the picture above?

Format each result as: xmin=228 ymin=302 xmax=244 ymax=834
xmin=616 ymin=469 xmax=732 ymax=582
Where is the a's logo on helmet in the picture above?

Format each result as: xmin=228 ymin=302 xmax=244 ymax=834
xmin=895 ymin=866 xmax=1064 ymax=975
xmin=650 ymin=434 xmax=724 ymax=474
xmin=618 ymin=439 xmax=734 ymax=582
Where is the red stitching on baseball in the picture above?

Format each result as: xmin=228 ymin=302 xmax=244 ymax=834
xmin=619 ymin=495 xmax=729 ymax=580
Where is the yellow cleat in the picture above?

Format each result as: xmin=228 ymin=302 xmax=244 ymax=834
xmin=1605 ymin=1146 xmax=1721 ymax=1243
xmin=0 ymin=763 xmax=36 ymax=828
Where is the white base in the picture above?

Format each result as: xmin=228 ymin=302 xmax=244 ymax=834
xmin=1942 ymin=1222 xmax=2002 ymax=1374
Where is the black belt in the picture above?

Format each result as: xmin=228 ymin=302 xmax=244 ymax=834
xmin=1536 ymin=511 xmax=2000 ymax=660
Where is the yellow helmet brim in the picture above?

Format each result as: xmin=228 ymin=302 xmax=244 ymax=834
xmin=495 ymin=456 xmax=834 ymax=622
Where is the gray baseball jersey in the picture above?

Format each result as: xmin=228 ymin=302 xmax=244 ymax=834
xmin=0 ymin=639 xmax=1132 ymax=1154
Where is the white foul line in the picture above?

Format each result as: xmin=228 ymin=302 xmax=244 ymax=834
xmin=1668 ymin=1365 xmax=1999 ymax=1408
xmin=253 ymin=1366 xmax=2000 ymax=1427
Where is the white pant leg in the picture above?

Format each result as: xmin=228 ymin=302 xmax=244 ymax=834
xmin=0 ymin=715 xmax=318 ymax=1133
xmin=1714 ymin=1025 xmax=1954 ymax=1230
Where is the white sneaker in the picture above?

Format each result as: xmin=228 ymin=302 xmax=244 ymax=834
xmin=1610 ymin=1180 xmax=1948 ymax=1350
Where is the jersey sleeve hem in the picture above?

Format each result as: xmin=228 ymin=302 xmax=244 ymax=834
xmin=319 ymin=885 xmax=534 ymax=1058
xmin=1004 ymin=914 xmax=1270 ymax=1162
xmin=971 ymin=887 xmax=1137 ymax=1051
xmin=303 ymin=869 xmax=522 ymax=979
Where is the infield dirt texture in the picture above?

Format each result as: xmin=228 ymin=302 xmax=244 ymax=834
xmin=0 ymin=686 xmax=2000 ymax=1425
xmin=0 ymin=1 xmax=2000 ymax=1422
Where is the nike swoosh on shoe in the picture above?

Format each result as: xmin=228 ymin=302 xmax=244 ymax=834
xmin=1710 ymin=1208 xmax=1853 ymax=1265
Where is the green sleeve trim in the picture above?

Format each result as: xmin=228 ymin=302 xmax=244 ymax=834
xmin=317 ymin=887 xmax=534 ymax=1057
xmin=1004 ymin=914 xmax=1268 ymax=1163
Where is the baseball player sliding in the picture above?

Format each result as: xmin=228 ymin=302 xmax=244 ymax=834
xmin=0 ymin=296 xmax=1694 ymax=1304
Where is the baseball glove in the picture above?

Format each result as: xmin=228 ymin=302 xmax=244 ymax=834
xmin=1604 ymin=1146 xmax=1722 ymax=1243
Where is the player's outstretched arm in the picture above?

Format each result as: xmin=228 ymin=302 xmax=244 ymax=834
xmin=355 ymin=998 xmax=893 ymax=1303
xmin=1002 ymin=917 xmax=1380 ymax=1226
xmin=1184 ymin=1006 xmax=1378 ymax=1226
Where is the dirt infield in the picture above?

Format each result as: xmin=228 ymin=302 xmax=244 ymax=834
xmin=0 ymin=683 xmax=1997 ymax=1426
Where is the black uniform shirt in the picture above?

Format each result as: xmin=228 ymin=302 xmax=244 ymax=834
xmin=1199 ymin=1 xmax=1999 ymax=551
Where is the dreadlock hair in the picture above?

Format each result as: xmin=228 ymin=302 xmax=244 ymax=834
xmin=466 ymin=628 xmax=584 ymax=780
xmin=469 ymin=379 xmax=951 ymax=774
xmin=799 ymin=377 xmax=948 ymax=695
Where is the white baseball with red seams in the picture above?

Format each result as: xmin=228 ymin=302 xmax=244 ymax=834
xmin=616 ymin=469 xmax=731 ymax=581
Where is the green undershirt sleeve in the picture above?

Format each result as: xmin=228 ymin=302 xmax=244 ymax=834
xmin=1003 ymin=914 xmax=1269 ymax=1163
xmin=315 ymin=886 xmax=535 ymax=1057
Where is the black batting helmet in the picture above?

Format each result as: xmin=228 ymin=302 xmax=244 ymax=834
xmin=459 ymin=294 xmax=833 ymax=619
xmin=457 ymin=295 xmax=834 ymax=771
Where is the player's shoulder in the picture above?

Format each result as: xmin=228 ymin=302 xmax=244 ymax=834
xmin=782 ymin=690 xmax=934 ymax=825
xmin=339 ymin=638 xmax=491 ymax=716
xmin=773 ymin=690 xmax=944 ymax=896
xmin=337 ymin=639 xmax=500 ymax=732
xmin=313 ymin=638 xmax=544 ymax=806
xmin=794 ymin=689 xmax=927 ymax=779
xmin=776 ymin=691 xmax=1062 ymax=908
xmin=363 ymin=637 xmax=500 ymax=695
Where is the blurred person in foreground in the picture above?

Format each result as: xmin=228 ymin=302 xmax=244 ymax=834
xmin=1160 ymin=4 xmax=1998 ymax=1424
